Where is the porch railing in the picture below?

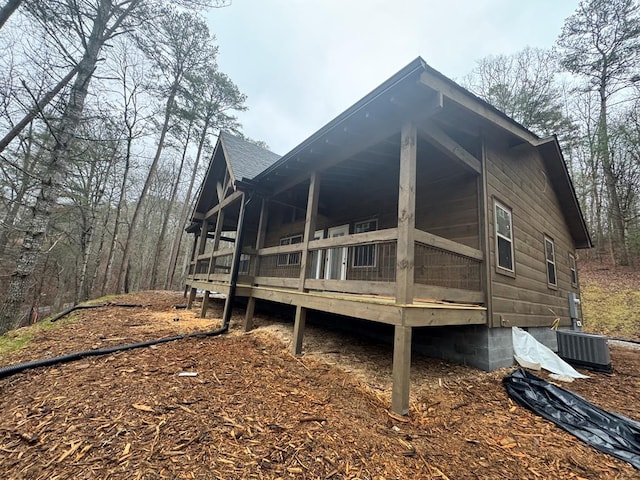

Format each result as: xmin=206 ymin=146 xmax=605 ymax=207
xmin=187 ymin=227 xmax=484 ymax=304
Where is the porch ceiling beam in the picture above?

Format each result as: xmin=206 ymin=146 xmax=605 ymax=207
xmin=419 ymin=121 xmax=481 ymax=174
xmin=271 ymin=92 xmax=443 ymax=196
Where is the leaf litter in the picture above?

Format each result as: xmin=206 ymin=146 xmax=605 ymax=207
xmin=0 ymin=291 xmax=638 ymax=479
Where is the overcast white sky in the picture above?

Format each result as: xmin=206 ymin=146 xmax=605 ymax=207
xmin=207 ymin=0 xmax=580 ymax=155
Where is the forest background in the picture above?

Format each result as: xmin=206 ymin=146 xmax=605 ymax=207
xmin=1 ymin=0 xmax=639 ymax=334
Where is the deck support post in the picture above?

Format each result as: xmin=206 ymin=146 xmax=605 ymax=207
xmin=187 ymin=287 xmax=197 ymax=309
xmin=200 ymin=290 xmax=210 ymax=318
xmin=292 ymin=306 xmax=307 ymax=355
xmin=222 ymin=192 xmax=248 ymax=327
xmin=291 ymin=172 xmax=320 ymax=356
xmin=243 ymin=297 xmax=256 ymax=332
xmin=396 ymin=122 xmax=417 ymax=305
xmin=244 ymin=199 xmax=269 ymax=332
xmin=392 ymin=324 xmax=412 ymax=415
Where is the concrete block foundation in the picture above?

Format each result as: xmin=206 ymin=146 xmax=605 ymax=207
xmin=413 ymin=325 xmax=558 ymax=371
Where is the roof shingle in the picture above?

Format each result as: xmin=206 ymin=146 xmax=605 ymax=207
xmin=221 ymin=131 xmax=281 ymax=182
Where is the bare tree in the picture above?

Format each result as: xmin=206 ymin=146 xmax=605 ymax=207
xmin=463 ymin=47 xmax=575 ymax=138
xmin=116 ymin=8 xmax=217 ymax=293
xmin=558 ymin=0 xmax=640 ymax=265
xmin=165 ymin=68 xmax=246 ymax=289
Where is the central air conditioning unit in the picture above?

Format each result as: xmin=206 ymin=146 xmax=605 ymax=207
xmin=556 ymin=330 xmax=612 ymax=373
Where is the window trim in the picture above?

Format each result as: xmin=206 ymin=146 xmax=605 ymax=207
xmin=569 ymin=252 xmax=578 ymax=288
xmin=351 ymin=219 xmax=378 ymax=268
xmin=494 ymin=200 xmax=515 ymax=276
xmin=277 ymin=234 xmax=303 ymax=266
xmin=544 ymin=235 xmax=558 ymax=289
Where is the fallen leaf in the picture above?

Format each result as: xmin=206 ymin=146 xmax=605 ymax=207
xmin=132 ymin=404 xmax=154 ymax=412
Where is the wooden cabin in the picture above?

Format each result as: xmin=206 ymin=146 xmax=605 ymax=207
xmin=184 ymin=58 xmax=591 ymax=415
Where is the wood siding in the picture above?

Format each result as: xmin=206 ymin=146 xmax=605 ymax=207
xmin=486 ymin=138 xmax=580 ymax=328
xmin=416 ymin=172 xmax=479 ymax=249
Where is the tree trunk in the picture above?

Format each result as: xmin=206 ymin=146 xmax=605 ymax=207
xmin=116 ymin=83 xmax=178 ymax=293
xmin=598 ymin=85 xmax=629 ymax=266
xmin=150 ymin=120 xmax=192 ymax=289
xmin=164 ymin=120 xmax=211 ymax=289
xmin=0 ymin=0 xmax=108 ymax=334
xmin=0 ymin=0 xmax=22 ymax=30
xmin=0 ymin=65 xmax=79 ymax=154
xmin=90 ymin=200 xmax=113 ymax=299
xmin=0 ymin=126 xmax=37 ymax=258
xmin=101 ymin=130 xmax=132 ymax=296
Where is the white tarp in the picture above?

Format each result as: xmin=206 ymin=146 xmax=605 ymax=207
xmin=512 ymin=327 xmax=589 ymax=379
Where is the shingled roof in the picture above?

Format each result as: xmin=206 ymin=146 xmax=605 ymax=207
xmin=220 ymin=131 xmax=281 ymax=182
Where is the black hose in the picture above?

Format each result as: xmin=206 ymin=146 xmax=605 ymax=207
xmin=49 ymin=303 xmax=147 ymax=323
xmin=0 ymin=323 xmax=230 ymax=380
xmin=48 ymin=304 xmax=103 ymax=323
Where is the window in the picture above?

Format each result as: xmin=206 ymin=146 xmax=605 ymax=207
xmin=569 ymin=253 xmax=578 ymax=287
xmin=238 ymin=254 xmax=250 ymax=275
xmin=277 ymin=235 xmax=302 ymax=266
xmin=545 ymin=236 xmax=557 ymax=287
xmin=494 ymin=201 xmax=514 ymax=273
xmin=352 ymin=219 xmax=378 ymax=267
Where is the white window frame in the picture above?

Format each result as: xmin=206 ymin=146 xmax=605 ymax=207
xmin=352 ymin=219 xmax=378 ymax=268
xmin=544 ymin=236 xmax=557 ymax=288
xmin=277 ymin=234 xmax=303 ymax=266
xmin=569 ymin=252 xmax=578 ymax=287
xmin=494 ymin=201 xmax=515 ymax=274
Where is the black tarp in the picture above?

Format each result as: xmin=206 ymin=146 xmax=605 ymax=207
xmin=503 ymin=369 xmax=640 ymax=470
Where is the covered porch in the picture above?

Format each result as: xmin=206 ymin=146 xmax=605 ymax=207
xmin=185 ymin=65 xmax=492 ymax=414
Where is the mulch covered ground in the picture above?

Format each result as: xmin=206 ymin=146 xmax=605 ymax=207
xmin=0 ymin=291 xmax=638 ymax=479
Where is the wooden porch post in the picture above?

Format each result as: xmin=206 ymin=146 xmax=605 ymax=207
xmin=198 ymin=219 xmax=209 ymax=255
xmin=392 ymin=325 xmax=412 ymax=415
xmin=479 ymin=138 xmax=494 ymax=326
xmin=244 ymin=199 xmax=269 ymax=332
xmin=393 ymin=122 xmax=417 ymax=415
xmin=207 ymin=210 xmax=225 ymax=278
xmin=292 ymin=172 xmax=320 ymax=355
xmin=189 ymin=233 xmax=199 ymax=263
xmin=396 ymin=122 xmax=417 ymax=304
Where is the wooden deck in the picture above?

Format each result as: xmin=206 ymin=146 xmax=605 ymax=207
xmin=185 ymin=279 xmax=486 ymax=328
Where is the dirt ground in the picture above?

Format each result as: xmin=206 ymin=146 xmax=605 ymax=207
xmin=0 ymin=291 xmax=638 ymax=479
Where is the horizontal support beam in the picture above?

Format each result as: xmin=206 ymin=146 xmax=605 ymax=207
xmin=207 ymin=273 xmax=230 ymax=282
xmin=414 ymin=228 xmax=483 ymax=260
xmin=403 ymin=306 xmax=486 ymax=327
xmin=304 ymin=279 xmax=395 ymax=296
xmin=258 ymin=228 xmax=398 ymax=256
xmin=413 ymin=284 xmax=484 ymax=304
xmin=420 ymin=121 xmax=481 ymax=174
xmin=247 ymin=286 xmax=404 ymax=325
xmin=308 ymin=227 xmax=397 ymax=250
xmin=195 ymin=248 xmax=235 ymax=261
xmin=253 ymin=276 xmax=299 ymax=289
xmin=204 ymin=190 xmax=243 ymax=220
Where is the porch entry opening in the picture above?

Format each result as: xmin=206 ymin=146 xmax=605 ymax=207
xmin=325 ymin=224 xmax=349 ymax=280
